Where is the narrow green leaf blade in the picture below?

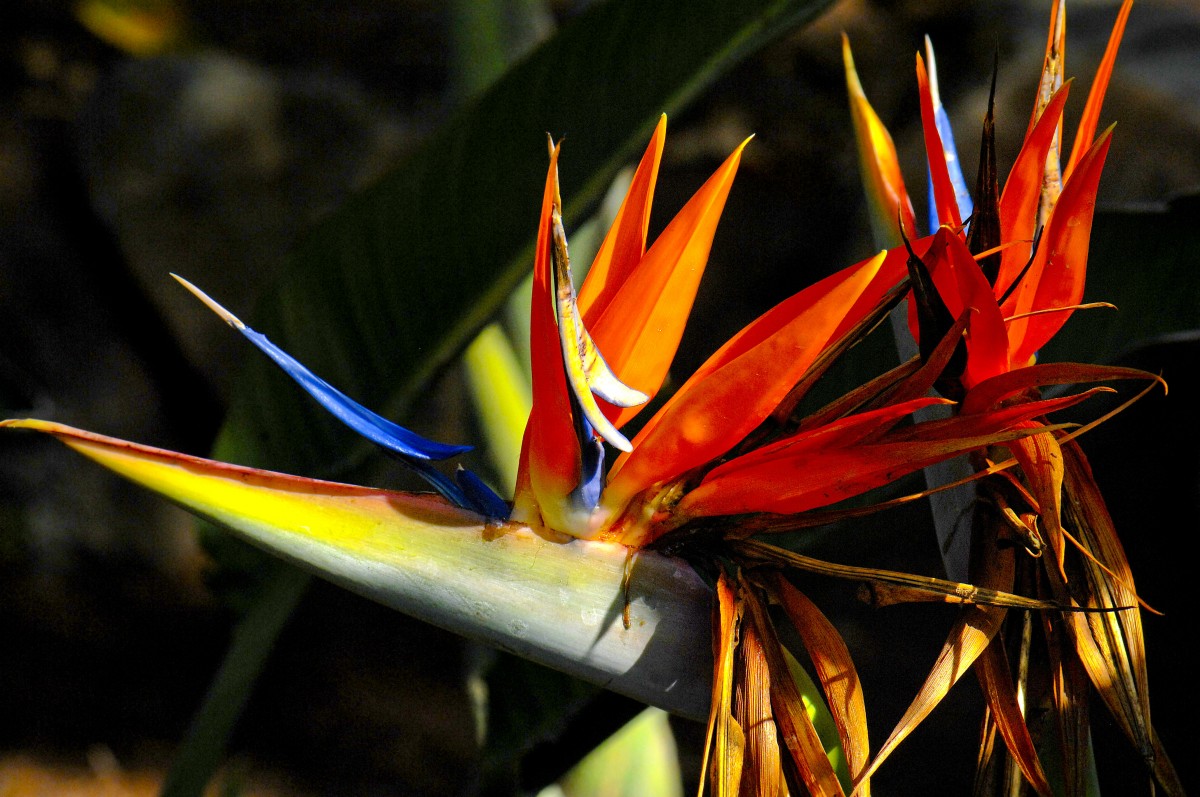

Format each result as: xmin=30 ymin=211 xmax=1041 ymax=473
xmin=212 ymin=0 xmax=836 ymax=476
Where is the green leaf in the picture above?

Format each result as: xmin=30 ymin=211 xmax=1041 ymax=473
xmin=211 ymin=0 xmax=836 ymax=478
xmin=161 ymin=560 xmax=309 ymax=797
xmin=553 ymin=708 xmax=684 ymax=797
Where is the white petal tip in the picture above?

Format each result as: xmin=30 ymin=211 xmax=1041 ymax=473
xmin=172 ymin=274 xmax=246 ymax=330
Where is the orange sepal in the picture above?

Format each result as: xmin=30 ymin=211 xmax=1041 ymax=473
xmin=1064 ymin=0 xmax=1131 ymax=181
xmin=585 ymin=136 xmax=750 ymax=429
xmin=843 ymin=34 xmax=916 ymax=246
xmin=513 ymin=144 xmax=582 ymax=531
xmin=915 ymin=53 xmax=962 ymax=231
xmin=577 ymin=115 xmax=665 ymax=323
xmin=996 ymin=82 xmax=1072 ymax=297
xmin=1009 ymin=130 xmax=1113 ymax=366
xmin=603 ymin=250 xmax=897 ymax=512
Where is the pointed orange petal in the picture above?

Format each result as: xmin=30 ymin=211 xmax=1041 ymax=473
xmin=516 ymin=144 xmax=584 ymax=531
xmin=843 ymin=34 xmax=916 ymax=246
xmin=916 ymin=53 xmax=962 ymax=231
xmin=1011 ymin=131 xmax=1113 ymax=365
xmin=1064 ymin=0 xmax=1131 ymax=181
xmin=771 ymin=575 xmax=871 ymax=795
xmin=996 ymin=82 xmax=1072 ymax=298
xmin=604 ymin=250 xmax=892 ymax=513
xmin=578 ymin=115 xmax=666 ymax=321
xmin=587 ymin=137 xmax=750 ymax=429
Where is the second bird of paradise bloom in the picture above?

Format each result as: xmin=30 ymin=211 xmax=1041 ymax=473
xmin=1 ymin=2 xmax=1183 ymax=793
xmin=842 ymin=1 xmax=1181 ymax=794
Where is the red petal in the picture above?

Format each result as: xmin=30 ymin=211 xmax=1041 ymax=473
xmin=916 ymin=53 xmax=962 ymax=231
xmin=678 ymin=421 xmax=1057 ymax=519
xmin=996 ymin=82 xmax=1072 ymax=299
xmin=514 ymin=144 xmax=582 ymax=530
xmin=921 ymin=229 xmax=1009 ymax=386
xmin=1010 ymin=132 xmax=1112 ymax=365
xmin=604 ymin=250 xmax=900 ymax=512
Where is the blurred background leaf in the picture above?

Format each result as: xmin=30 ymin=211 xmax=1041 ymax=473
xmin=1042 ymin=193 xmax=1200 ymax=366
xmin=212 ymin=0 xmax=837 ymax=479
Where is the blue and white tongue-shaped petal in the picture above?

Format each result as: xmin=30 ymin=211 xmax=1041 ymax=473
xmin=173 ymin=275 xmax=507 ymax=519
xmin=548 ymin=204 xmax=648 ymax=454
xmin=924 ymin=36 xmax=974 ymax=235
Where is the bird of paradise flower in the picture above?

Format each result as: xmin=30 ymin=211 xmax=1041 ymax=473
xmin=1 ymin=2 xmax=1182 ymax=793
xmin=840 ymin=0 xmax=1181 ymax=793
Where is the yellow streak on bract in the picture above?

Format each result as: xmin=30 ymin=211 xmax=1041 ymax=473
xmin=5 ymin=420 xmax=477 ymax=561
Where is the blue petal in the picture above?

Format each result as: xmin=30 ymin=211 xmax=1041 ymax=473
xmin=237 ymin=325 xmax=471 ymax=461
xmin=926 ymin=104 xmax=974 ymax=232
xmin=404 ymin=457 xmax=507 ymax=519
xmin=174 ymin=275 xmax=470 ymax=462
xmin=572 ymin=434 xmax=605 ymax=517
xmin=924 ymin=37 xmax=974 ymax=233
xmin=566 ymin=394 xmax=605 ymax=518
xmin=455 ymin=467 xmax=511 ymax=521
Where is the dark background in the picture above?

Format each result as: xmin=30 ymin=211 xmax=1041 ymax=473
xmin=1 ymin=0 xmax=1197 ymax=794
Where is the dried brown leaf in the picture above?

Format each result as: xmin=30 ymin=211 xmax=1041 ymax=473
xmin=975 ymin=634 xmax=1051 ymax=796
xmin=769 ymin=573 xmax=870 ymax=795
xmin=741 ymin=579 xmax=845 ymax=797
xmin=702 ymin=571 xmax=745 ymax=797
xmin=738 ymin=615 xmax=784 ymax=797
